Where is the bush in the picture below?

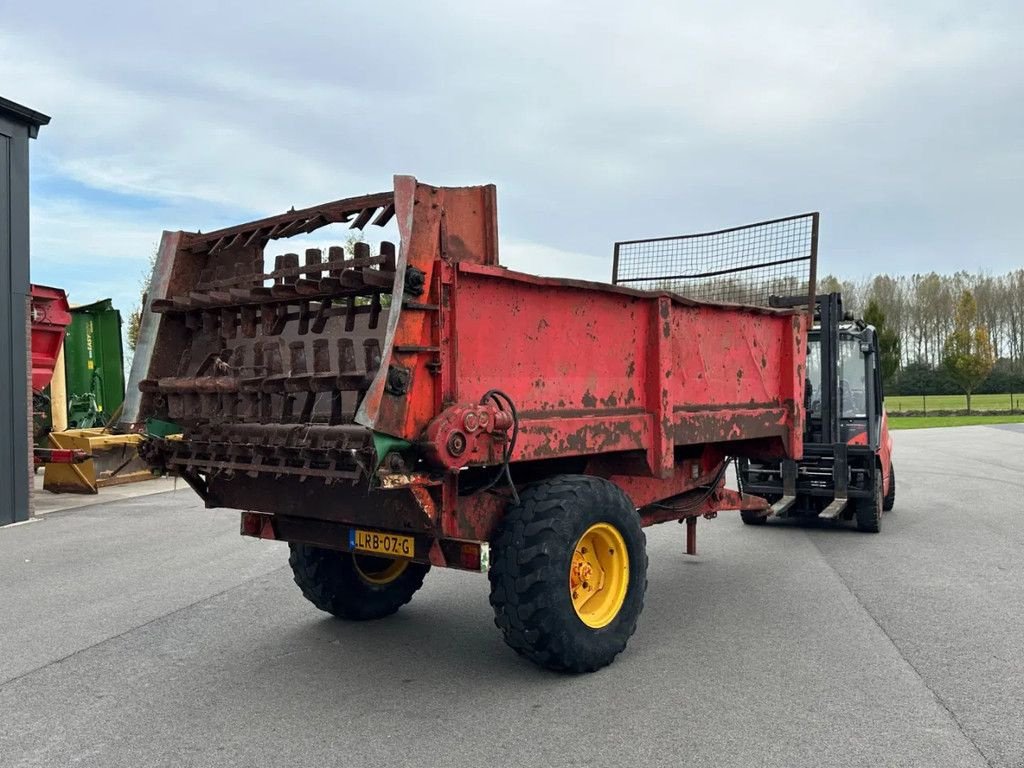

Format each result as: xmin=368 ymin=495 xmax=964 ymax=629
xmin=889 ymin=359 xmax=1023 ymax=397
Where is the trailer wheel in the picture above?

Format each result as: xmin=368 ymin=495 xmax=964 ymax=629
xmin=489 ymin=475 xmax=647 ymax=673
xmin=288 ymin=544 xmax=429 ymax=621
xmin=882 ymin=464 xmax=896 ymax=512
xmin=855 ymin=472 xmax=884 ymax=533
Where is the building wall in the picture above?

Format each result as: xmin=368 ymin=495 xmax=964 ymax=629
xmin=1 ymin=114 xmax=32 ymax=524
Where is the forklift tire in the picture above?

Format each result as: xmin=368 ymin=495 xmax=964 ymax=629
xmin=740 ymin=510 xmax=769 ymax=525
xmin=883 ymin=465 xmax=896 ymax=512
xmin=855 ymin=472 xmax=884 ymax=533
xmin=288 ymin=544 xmax=429 ymax=621
xmin=489 ymin=475 xmax=648 ymax=673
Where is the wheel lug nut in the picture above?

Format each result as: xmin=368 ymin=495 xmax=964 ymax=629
xmin=582 ymin=581 xmax=590 ymax=590
xmin=581 ymin=547 xmax=588 ymax=554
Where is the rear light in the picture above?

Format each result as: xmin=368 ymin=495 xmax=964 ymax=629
xmin=240 ymin=512 xmax=274 ymax=539
xmin=458 ymin=542 xmax=490 ymax=572
xmin=459 ymin=544 xmax=479 ymax=570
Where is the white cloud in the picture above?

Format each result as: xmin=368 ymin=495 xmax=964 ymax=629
xmin=2 ymin=0 xmax=1022 ymax=290
xmin=500 ymin=241 xmax=609 ymax=283
xmin=30 ymin=197 xmax=162 ymax=265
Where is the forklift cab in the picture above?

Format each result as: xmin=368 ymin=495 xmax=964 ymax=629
xmin=738 ymin=292 xmax=894 ymax=531
xmin=805 ymin=320 xmax=884 ymax=448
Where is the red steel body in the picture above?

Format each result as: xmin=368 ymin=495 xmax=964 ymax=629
xmin=29 ymin=284 xmax=71 ymax=392
xmin=135 ymin=177 xmax=809 ymax=566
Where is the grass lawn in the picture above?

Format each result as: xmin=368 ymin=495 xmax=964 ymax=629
xmin=885 ymin=393 xmax=1023 ymax=412
xmin=888 ymin=414 xmax=1024 ymax=430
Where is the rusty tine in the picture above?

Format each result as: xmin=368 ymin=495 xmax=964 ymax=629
xmin=344 ymin=296 xmax=357 ymax=332
xmin=312 ymin=339 xmax=331 ymax=373
xmin=310 ymin=299 xmax=333 ymax=334
xmin=305 ymin=248 xmax=323 ymax=278
xmin=220 ymin=308 xmax=237 ymax=339
xmin=338 ymin=338 xmax=357 ymax=374
xmin=327 ymin=245 xmax=346 ymax=279
xmin=372 ymin=202 xmax=395 ymax=226
xmin=369 ymin=291 xmax=382 ymax=329
xmin=352 ymin=242 xmax=370 ymax=273
xmin=261 ymin=305 xmax=275 ymax=336
xmin=281 ymin=253 xmax=300 ymax=285
xmin=380 ymin=241 xmax=397 ymax=272
xmin=289 ymin=341 xmax=307 ymax=376
xmin=363 ymin=339 xmax=382 ymax=376
xmin=241 ymin=306 xmax=257 ymax=338
xmin=351 ymin=207 xmax=375 ymax=230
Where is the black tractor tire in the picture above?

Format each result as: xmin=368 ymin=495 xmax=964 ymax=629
xmin=883 ymin=464 xmax=896 ymax=512
xmin=740 ymin=509 xmax=769 ymax=525
xmin=288 ymin=544 xmax=429 ymax=621
xmin=855 ymin=471 xmax=884 ymax=533
xmin=489 ymin=474 xmax=648 ymax=673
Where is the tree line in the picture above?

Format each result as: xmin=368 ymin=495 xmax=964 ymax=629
xmin=819 ymin=270 xmax=1024 ymax=401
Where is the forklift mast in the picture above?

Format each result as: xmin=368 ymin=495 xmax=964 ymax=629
xmin=817 ymin=293 xmax=842 ymax=446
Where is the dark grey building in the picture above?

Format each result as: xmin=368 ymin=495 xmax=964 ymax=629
xmin=1 ymin=97 xmax=50 ymax=525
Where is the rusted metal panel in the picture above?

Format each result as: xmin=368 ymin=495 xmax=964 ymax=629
xmin=445 ymin=263 xmax=806 ymax=469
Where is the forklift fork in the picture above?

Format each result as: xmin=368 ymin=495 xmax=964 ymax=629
xmin=770 ymin=459 xmax=798 ymax=517
xmin=819 ymin=443 xmax=849 ymax=519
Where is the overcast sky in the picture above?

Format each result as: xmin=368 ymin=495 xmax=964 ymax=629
xmin=2 ymin=1 xmax=1021 ymax=317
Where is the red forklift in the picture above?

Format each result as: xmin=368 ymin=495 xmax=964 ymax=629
xmin=737 ymin=292 xmax=895 ymax=531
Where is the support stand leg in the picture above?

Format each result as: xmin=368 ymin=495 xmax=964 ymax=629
xmin=685 ymin=515 xmax=697 ymax=555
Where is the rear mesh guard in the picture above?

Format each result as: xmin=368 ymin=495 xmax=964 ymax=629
xmin=139 ymin=194 xmax=399 ymax=486
xmin=612 ymin=212 xmax=818 ymax=309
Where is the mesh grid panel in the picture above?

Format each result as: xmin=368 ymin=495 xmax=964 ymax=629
xmin=613 ymin=213 xmax=818 ymax=307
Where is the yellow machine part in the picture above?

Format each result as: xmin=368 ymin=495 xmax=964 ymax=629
xmin=43 ymin=429 xmax=153 ymax=494
xmin=50 ymin=344 xmax=68 ymax=433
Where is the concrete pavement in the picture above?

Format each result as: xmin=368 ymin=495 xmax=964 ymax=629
xmin=1 ymin=425 xmax=1021 ymax=767
xmin=30 ymin=473 xmax=179 ymax=516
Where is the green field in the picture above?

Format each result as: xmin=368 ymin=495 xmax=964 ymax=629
xmin=885 ymin=393 xmax=1023 ymax=413
xmin=888 ymin=414 xmax=1024 ymax=430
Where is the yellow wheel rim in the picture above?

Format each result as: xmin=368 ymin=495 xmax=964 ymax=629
xmin=353 ymin=555 xmax=408 ymax=586
xmin=570 ymin=523 xmax=629 ymax=629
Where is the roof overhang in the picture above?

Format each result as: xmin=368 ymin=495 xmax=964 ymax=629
xmin=0 ymin=96 xmax=51 ymax=138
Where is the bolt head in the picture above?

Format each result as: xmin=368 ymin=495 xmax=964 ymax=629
xmin=447 ymin=431 xmax=467 ymax=456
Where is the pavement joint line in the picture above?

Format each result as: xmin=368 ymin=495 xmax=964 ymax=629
xmin=0 ymin=518 xmax=41 ymax=530
xmin=805 ymin=533 xmax=995 ymax=768
xmin=0 ymin=563 xmax=291 ymax=691
xmin=31 ymin=487 xmax=190 ymax=519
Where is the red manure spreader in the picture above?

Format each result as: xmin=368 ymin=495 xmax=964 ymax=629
xmin=132 ymin=176 xmax=818 ymax=671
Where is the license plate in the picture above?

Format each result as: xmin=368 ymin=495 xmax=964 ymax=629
xmin=350 ymin=529 xmax=414 ymax=559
